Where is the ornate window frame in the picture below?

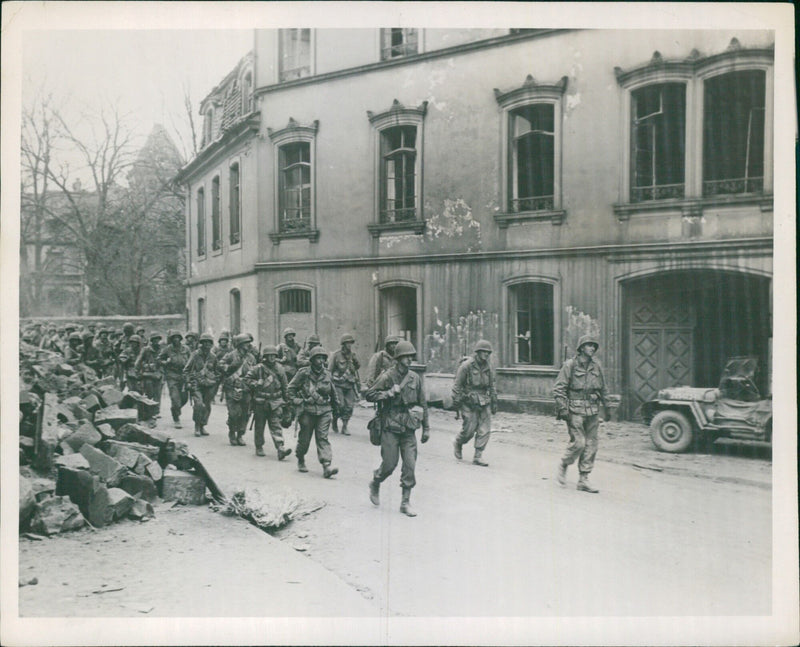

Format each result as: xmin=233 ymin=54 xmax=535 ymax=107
xmin=267 ymin=118 xmax=320 ymax=244
xmin=366 ymin=100 xmax=427 ymax=238
xmin=613 ymin=40 xmax=774 ymax=221
xmin=494 ymin=75 xmax=568 ymax=228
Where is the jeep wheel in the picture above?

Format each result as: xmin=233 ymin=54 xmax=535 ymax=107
xmin=650 ymin=410 xmax=694 ymax=453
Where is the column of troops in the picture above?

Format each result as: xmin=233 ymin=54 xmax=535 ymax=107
xmin=24 ymin=321 xmax=610 ymax=516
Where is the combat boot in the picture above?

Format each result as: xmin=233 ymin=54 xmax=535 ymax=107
xmin=236 ymin=433 xmax=246 ymax=446
xmin=194 ymin=424 xmax=202 ymax=437
xmin=297 ymin=457 xmax=308 ymax=473
xmin=472 ymin=451 xmax=489 ymax=467
xmin=557 ymin=462 xmax=567 ymax=486
xmin=322 ymin=463 xmax=339 ymax=479
xmin=228 ymin=430 xmax=237 ymax=446
xmin=577 ymin=473 xmax=599 ymax=493
xmin=174 ymin=418 xmax=182 ymax=429
xmin=255 ymin=447 xmax=265 ymax=457
xmin=369 ymin=479 xmax=380 ymax=506
xmin=200 ymin=426 xmax=209 ymax=436
xmin=332 ymin=418 xmax=339 ymax=433
xmin=400 ymin=487 xmax=416 ymax=517
xmin=278 ymin=447 xmax=292 ymax=461
xmin=453 ymin=440 xmax=463 ymax=460
xmin=340 ymin=420 xmax=350 ymax=436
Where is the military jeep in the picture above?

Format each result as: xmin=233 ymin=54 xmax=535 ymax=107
xmin=641 ymin=357 xmax=772 ymax=453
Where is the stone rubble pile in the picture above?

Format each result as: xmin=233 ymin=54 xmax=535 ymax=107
xmin=19 ymin=341 xmax=221 ymax=538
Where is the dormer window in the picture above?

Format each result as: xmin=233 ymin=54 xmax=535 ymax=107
xmin=203 ymin=108 xmax=214 ymax=146
xmin=241 ymin=71 xmax=253 ymax=113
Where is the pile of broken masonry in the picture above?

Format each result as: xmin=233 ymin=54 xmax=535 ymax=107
xmin=19 ymin=341 xmax=221 ymax=538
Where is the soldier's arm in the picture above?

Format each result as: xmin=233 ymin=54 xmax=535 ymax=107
xmin=552 ymin=360 xmax=572 ymax=412
xmin=364 ymin=372 xmax=393 ymax=402
xmin=451 ymin=362 xmax=468 ymax=406
xmin=418 ymin=376 xmax=430 ymax=433
xmin=287 ymin=369 xmax=303 ymax=401
xmin=278 ymin=368 xmax=289 ymax=400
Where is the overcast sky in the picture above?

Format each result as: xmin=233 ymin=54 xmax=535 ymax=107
xmin=23 ymin=29 xmax=251 ymax=163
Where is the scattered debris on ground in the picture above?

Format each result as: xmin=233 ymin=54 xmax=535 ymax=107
xmin=213 ymin=487 xmax=326 ymax=534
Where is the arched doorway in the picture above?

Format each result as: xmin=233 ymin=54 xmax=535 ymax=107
xmin=622 ymin=270 xmax=771 ymax=418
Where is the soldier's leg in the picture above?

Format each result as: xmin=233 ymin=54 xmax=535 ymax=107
xmin=253 ymin=405 xmax=267 ymax=455
xmin=331 ymin=386 xmax=343 ymax=432
xmin=339 ymin=386 xmax=355 ymax=434
xmin=578 ymin=414 xmax=600 ymax=474
xmin=168 ymin=380 xmax=182 ymax=424
xmin=561 ymin=413 xmax=587 ymax=467
xmin=295 ymin=412 xmax=313 ymax=470
xmin=398 ymin=431 xmax=418 ymax=490
xmin=267 ymin=408 xmax=292 ymax=460
xmin=153 ymin=379 xmax=163 ymax=414
xmin=374 ymin=430 xmax=401 ymax=483
xmin=236 ymin=395 xmax=250 ymax=445
xmin=473 ymin=405 xmax=492 ymax=464
xmin=456 ymin=406 xmax=479 ymax=445
xmin=225 ymin=396 xmax=239 ymax=445
xmin=313 ymin=412 xmax=336 ymax=477
xmin=191 ymin=389 xmax=205 ymax=431
xmin=201 ymin=386 xmax=214 ymax=430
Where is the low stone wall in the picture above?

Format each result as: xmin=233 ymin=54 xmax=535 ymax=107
xmin=21 ymin=314 xmax=186 ymax=335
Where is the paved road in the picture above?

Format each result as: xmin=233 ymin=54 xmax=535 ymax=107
xmin=186 ymin=402 xmax=772 ymax=618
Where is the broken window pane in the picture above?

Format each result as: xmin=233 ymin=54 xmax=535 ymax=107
xmin=630 ymin=83 xmax=686 ymax=202
xmin=511 ymin=282 xmax=554 ymax=365
xmin=510 ymin=104 xmax=554 ymax=212
xmin=703 ymin=70 xmax=766 ymax=196
xmin=380 ymin=126 xmax=417 ymax=222
xmin=381 ymin=28 xmax=419 ymax=60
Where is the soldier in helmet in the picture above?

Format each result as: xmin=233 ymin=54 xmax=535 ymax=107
xmin=245 ymin=345 xmax=293 ymax=460
xmin=365 ymin=340 xmax=430 ymax=517
xmin=277 ymin=327 xmax=301 ymax=382
xmin=115 ymin=322 xmax=136 ymax=388
xmin=118 ymin=335 xmax=143 ymax=394
xmin=212 ymin=330 xmax=231 ymax=402
xmin=63 ymin=331 xmax=84 ymax=364
xmin=81 ymin=330 xmax=100 ymax=374
xmin=451 ymin=340 xmax=498 ymax=467
xmin=287 ymin=346 xmax=340 ymax=478
xmin=183 ymin=333 xmax=219 ymax=436
xmin=135 ymin=333 xmax=164 ymax=416
xmin=93 ymin=328 xmax=116 ymax=378
xmin=552 ymin=334 xmax=609 ymax=493
xmin=219 ymin=333 xmax=257 ymax=446
xmin=365 ymin=335 xmax=400 ymax=389
xmin=296 ymin=334 xmax=321 ymax=370
xmin=329 ymin=333 xmax=361 ymax=435
xmin=158 ymin=330 xmax=190 ymax=428
xmin=184 ymin=331 xmax=199 ymax=354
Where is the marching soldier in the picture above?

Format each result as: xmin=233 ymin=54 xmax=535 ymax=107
xmin=287 ymin=346 xmax=340 ymax=478
xmin=134 ymin=333 xmax=164 ymax=425
xmin=212 ymin=330 xmax=231 ymax=403
xmin=183 ymin=333 xmax=218 ymax=437
xmin=63 ymin=332 xmax=84 ymax=364
xmin=365 ymin=335 xmax=399 ymax=389
xmin=185 ymin=331 xmax=199 ymax=354
xmin=220 ymin=333 xmax=257 ymax=446
xmin=159 ymin=330 xmax=190 ymax=428
xmin=118 ymin=335 xmax=143 ymax=394
xmin=93 ymin=328 xmax=117 ymax=378
xmin=277 ymin=327 xmax=301 ymax=382
xmin=552 ymin=335 xmax=609 ymax=493
xmin=81 ymin=330 xmax=101 ymax=375
xmin=244 ymin=345 xmax=293 ymax=460
xmin=115 ymin=323 xmax=136 ymax=388
xmin=364 ymin=341 xmax=430 ymax=517
xmin=296 ymin=334 xmax=321 ymax=370
xmin=451 ymin=340 xmax=498 ymax=467
xmin=329 ymin=333 xmax=360 ymax=435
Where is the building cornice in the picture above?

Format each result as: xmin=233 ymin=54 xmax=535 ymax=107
xmin=175 ymin=113 xmax=260 ymax=184
xmin=254 ymin=29 xmax=571 ymax=97
xmin=245 ymin=237 xmax=772 ymax=272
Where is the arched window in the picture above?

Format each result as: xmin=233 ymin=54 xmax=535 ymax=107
xmin=230 ymin=289 xmax=241 ymax=335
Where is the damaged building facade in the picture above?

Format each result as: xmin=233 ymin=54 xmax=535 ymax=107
xmin=178 ymin=29 xmax=773 ymax=419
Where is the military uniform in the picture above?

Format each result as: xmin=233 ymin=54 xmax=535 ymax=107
xmin=158 ymin=334 xmax=190 ymax=427
xmin=183 ymin=338 xmax=218 ymax=436
xmin=296 ymin=335 xmax=321 ymax=371
xmin=244 ymin=350 xmax=293 ymax=459
xmin=277 ymin=338 xmax=301 ymax=382
xmin=135 ymin=338 xmax=164 ymax=419
xmin=287 ymin=348 xmax=339 ymax=477
xmin=365 ymin=341 xmax=430 ymax=516
xmin=220 ymin=336 xmax=257 ymax=446
xmin=329 ymin=335 xmax=360 ymax=434
xmin=365 ymin=336 xmax=399 ymax=389
xmin=92 ymin=333 xmax=117 ymax=378
xmin=451 ymin=341 xmax=498 ymax=466
xmin=552 ymin=334 xmax=609 ymax=492
xmin=118 ymin=337 xmax=143 ymax=395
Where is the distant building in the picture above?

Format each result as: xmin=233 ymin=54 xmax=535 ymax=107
xmin=178 ymin=29 xmax=774 ymax=418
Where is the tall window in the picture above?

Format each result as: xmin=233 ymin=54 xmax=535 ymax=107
xmin=211 ymin=176 xmax=221 ymax=251
xmin=197 ymin=298 xmax=206 ymax=333
xmin=230 ymin=289 xmax=241 ymax=335
xmin=279 ymin=142 xmax=311 ymax=232
xmin=279 ymin=288 xmax=312 ymax=314
xmin=631 ymin=83 xmax=686 ymax=202
xmin=279 ymin=29 xmax=311 ymax=81
xmin=509 ymin=104 xmax=555 ymax=213
xmin=229 ymin=163 xmax=241 ymax=244
xmin=381 ymin=28 xmax=418 ymax=60
xmin=196 ymin=187 xmax=205 ymax=256
xmin=380 ymin=126 xmax=417 ymax=223
xmin=203 ymin=109 xmax=214 ymax=146
xmin=703 ymin=70 xmax=766 ymax=196
xmin=510 ymin=282 xmax=554 ymax=366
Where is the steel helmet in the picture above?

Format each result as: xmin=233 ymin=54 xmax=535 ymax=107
xmin=282 ymin=327 xmax=296 ymax=338
xmin=150 ymin=332 xmax=163 ymax=341
xmin=385 ymin=335 xmax=400 ymax=347
xmin=340 ymin=333 xmax=355 ymax=345
xmin=81 ymin=331 xmax=94 ymax=340
xmin=68 ymin=332 xmax=83 ymax=342
xmin=474 ymin=340 xmax=493 ymax=353
xmin=185 ymin=331 xmax=198 ymax=340
xmin=309 ymin=346 xmax=329 ymax=360
xmin=128 ymin=335 xmax=142 ymax=345
xmin=233 ymin=333 xmax=250 ymax=348
xmin=394 ymin=340 xmax=417 ymax=358
xmin=245 ymin=332 xmax=254 ymax=343
xmin=306 ymin=334 xmax=320 ymax=345
xmin=261 ymin=344 xmax=279 ymax=356
xmin=199 ymin=333 xmax=214 ymax=343
xmin=168 ymin=329 xmax=183 ymax=342
xmin=577 ymin=335 xmax=599 ymax=352
xmin=122 ymin=323 xmax=134 ymax=334
xmin=219 ymin=330 xmax=231 ymax=340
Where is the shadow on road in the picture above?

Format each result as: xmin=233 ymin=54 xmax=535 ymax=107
xmin=698 ymin=439 xmax=772 ymax=460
